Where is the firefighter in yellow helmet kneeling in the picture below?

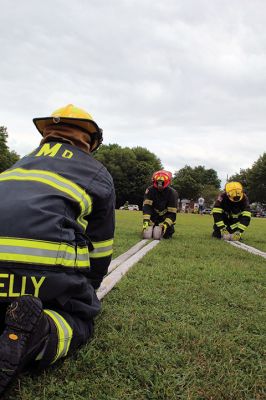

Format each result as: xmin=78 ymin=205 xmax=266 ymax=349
xmin=142 ymin=170 xmax=178 ymax=239
xmin=212 ymin=181 xmax=251 ymax=241
xmin=0 ymin=104 xmax=115 ymax=395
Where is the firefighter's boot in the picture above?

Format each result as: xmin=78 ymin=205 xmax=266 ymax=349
xmin=0 ymin=295 xmax=50 ymax=396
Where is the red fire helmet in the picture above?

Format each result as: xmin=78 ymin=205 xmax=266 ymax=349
xmin=152 ymin=170 xmax=172 ymax=189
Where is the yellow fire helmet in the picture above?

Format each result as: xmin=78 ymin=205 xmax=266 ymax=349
xmin=33 ymin=104 xmax=103 ymax=151
xmin=225 ymin=181 xmax=244 ymax=202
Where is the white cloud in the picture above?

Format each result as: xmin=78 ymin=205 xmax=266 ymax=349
xmin=1 ymin=0 xmax=266 ymax=187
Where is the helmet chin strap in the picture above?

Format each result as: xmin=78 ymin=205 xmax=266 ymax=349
xmin=90 ymin=129 xmax=103 ymax=152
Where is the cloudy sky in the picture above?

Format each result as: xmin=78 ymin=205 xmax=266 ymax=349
xmin=1 ymin=0 xmax=266 ymax=186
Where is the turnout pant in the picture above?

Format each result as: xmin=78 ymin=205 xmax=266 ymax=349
xmin=212 ymin=213 xmax=240 ymax=239
xmin=150 ymin=213 xmax=175 ymax=239
xmin=0 ymin=266 xmax=101 ymax=369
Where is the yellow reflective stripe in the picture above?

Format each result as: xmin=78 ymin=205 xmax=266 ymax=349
xmin=165 ymin=218 xmax=173 ymax=226
xmin=91 ymin=239 xmax=113 ymax=248
xmin=212 ymin=207 xmax=223 ymax=214
xmin=90 ymin=239 xmax=113 ymax=259
xmin=90 ymin=250 xmax=113 ymax=258
xmin=0 ymin=237 xmax=89 ymax=268
xmin=238 ymin=223 xmax=247 ymax=231
xmin=230 ymin=223 xmax=238 ymax=230
xmin=241 ymin=211 xmax=251 ymax=217
xmin=0 ymin=168 xmax=92 ymax=231
xmin=231 ymin=213 xmax=239 ymax=218
xmin=0 ymin=238 xmax=74 ymax=252
xmin=143 ymin=199 xmax=153 ymax=206
xmin=154 ymin=208 xmax=167 ymax=216
xmin=0 ymin=253 xmax=60 ymax=265
xmin=216 ymin=221 xmax=225 ymax=227
xmin=44 ymin=309 xmax=73 ymax=363
xmin=143 ymin=214 xmax=151 ymax=220
xmin=167 ymin=207 xmax=177 ymax=213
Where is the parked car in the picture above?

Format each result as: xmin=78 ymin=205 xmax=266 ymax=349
xmin=119 ymin=204 xmax=139 ymax=211
xmin=250 ymin=209 xmax=258 ymax=217
xmin=256 ymin=211 xmax=266 ymax=218
xmin=202 ymin=208 xmax=212 ymax=214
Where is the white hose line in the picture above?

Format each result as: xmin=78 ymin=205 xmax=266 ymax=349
xmin=107 ymin=239 xmax=149 ymax=274
xmin=227 ymin=240 xmax=266 ymax=259
xmin=97 ymin=240 xmax=160 ymax=300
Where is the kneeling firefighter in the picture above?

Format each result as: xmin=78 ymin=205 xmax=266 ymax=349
xmin=142 ymin=170 xmax=178 ymax=239
xmin=212 ymin=181 xmax=251 ymax=241
xmin=0 ymin=104 xmax=115 ymax=395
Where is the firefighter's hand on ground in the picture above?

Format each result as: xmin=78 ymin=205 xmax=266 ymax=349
xmin=231 ymin=231 xmax=242 ymax=241
xmin=159 ymin=222 xmax=168 ymax=236
xmin=143 ymin=221 xmax=149 ymax=231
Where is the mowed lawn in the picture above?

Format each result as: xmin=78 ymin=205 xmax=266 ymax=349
xmin=9 ymin=212 xmax=266 ymax=400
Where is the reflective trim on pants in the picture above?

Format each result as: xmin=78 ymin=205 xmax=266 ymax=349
xmin=44 ymin=309 xmax=73 ymax=363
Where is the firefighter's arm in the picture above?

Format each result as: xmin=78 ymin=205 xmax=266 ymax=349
xmin=238 ymin=197 xmax=252 ymax=233
xmin=161 ymin=189 xmax=178 ymax=230
xmin=212 ymin=197 xmax=226 ymax=231
xmin=142 ymin=188 xmax=153 ymax=227
xmin=86 ymin=188 xmax=115 ymax=290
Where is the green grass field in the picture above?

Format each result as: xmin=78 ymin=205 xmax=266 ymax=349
xmin=7 ymin=212 xmax=266 ymax=400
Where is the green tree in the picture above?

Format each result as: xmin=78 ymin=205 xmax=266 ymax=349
xmin=201 ymin=185 xmax=220 ymax=207
xmin=130 ymin=147 xmax=163 ymax=206
xmin=172 ymin=167 xmax=201 ymax=199
xmin=94 ymin=144 xmax=162 ymax=208
xmin=228 ymin=168 xmax=250 ymax=189
xmin=247 ymin=153 xmax=266 ymax=203
xmin=0 ymin=126 xmax=20 ymax=172
xmin=172 ymin=165 xmax=221 ymax=200
xmin=229 ymin=153 xmax=266 ymax=203
xmin=193 ymin=165 xmax=221 ymax=189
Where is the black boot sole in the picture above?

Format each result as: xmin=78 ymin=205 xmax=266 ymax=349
xmin=0 ymin=296 xmax=44 ymax=395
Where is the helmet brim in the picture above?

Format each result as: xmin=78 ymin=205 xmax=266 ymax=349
xmin=33 ymin=116 xmax=101 ymax=137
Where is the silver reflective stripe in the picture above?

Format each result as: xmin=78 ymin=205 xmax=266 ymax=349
xmin=91 ymin=245 xmax=113 ymax=254
xmin=0 ymin=246 xmax=63 ymax=258
xmin=90 ymin=239 xmax=113 ymax=259
xmin=0 ymin=237 xmax=89 ymax=268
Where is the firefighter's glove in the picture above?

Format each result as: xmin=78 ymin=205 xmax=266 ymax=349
xmin=231 ymin=231 xmax=242 ymax=241
xmin=143 ymin=221 xmax=149 ymax=231
xmin=159 ymin=222 xmax=168 ymax=236
xmin=221 ymin=228 xmax=231 ymax=241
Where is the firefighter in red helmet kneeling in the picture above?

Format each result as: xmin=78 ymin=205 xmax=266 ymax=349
xmin=142 ymin=170 xmax=178 ymax=239
xmin=0 ymin=104 xmax=115 ymax=395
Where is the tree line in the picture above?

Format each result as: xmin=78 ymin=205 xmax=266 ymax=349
xmin=1 ymin=126 xmax=265 ymax=208
xmin=229 ymin=154 xmax=266 ymax=204
xmin=0 ymin=127 xmax=20 ymax=172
